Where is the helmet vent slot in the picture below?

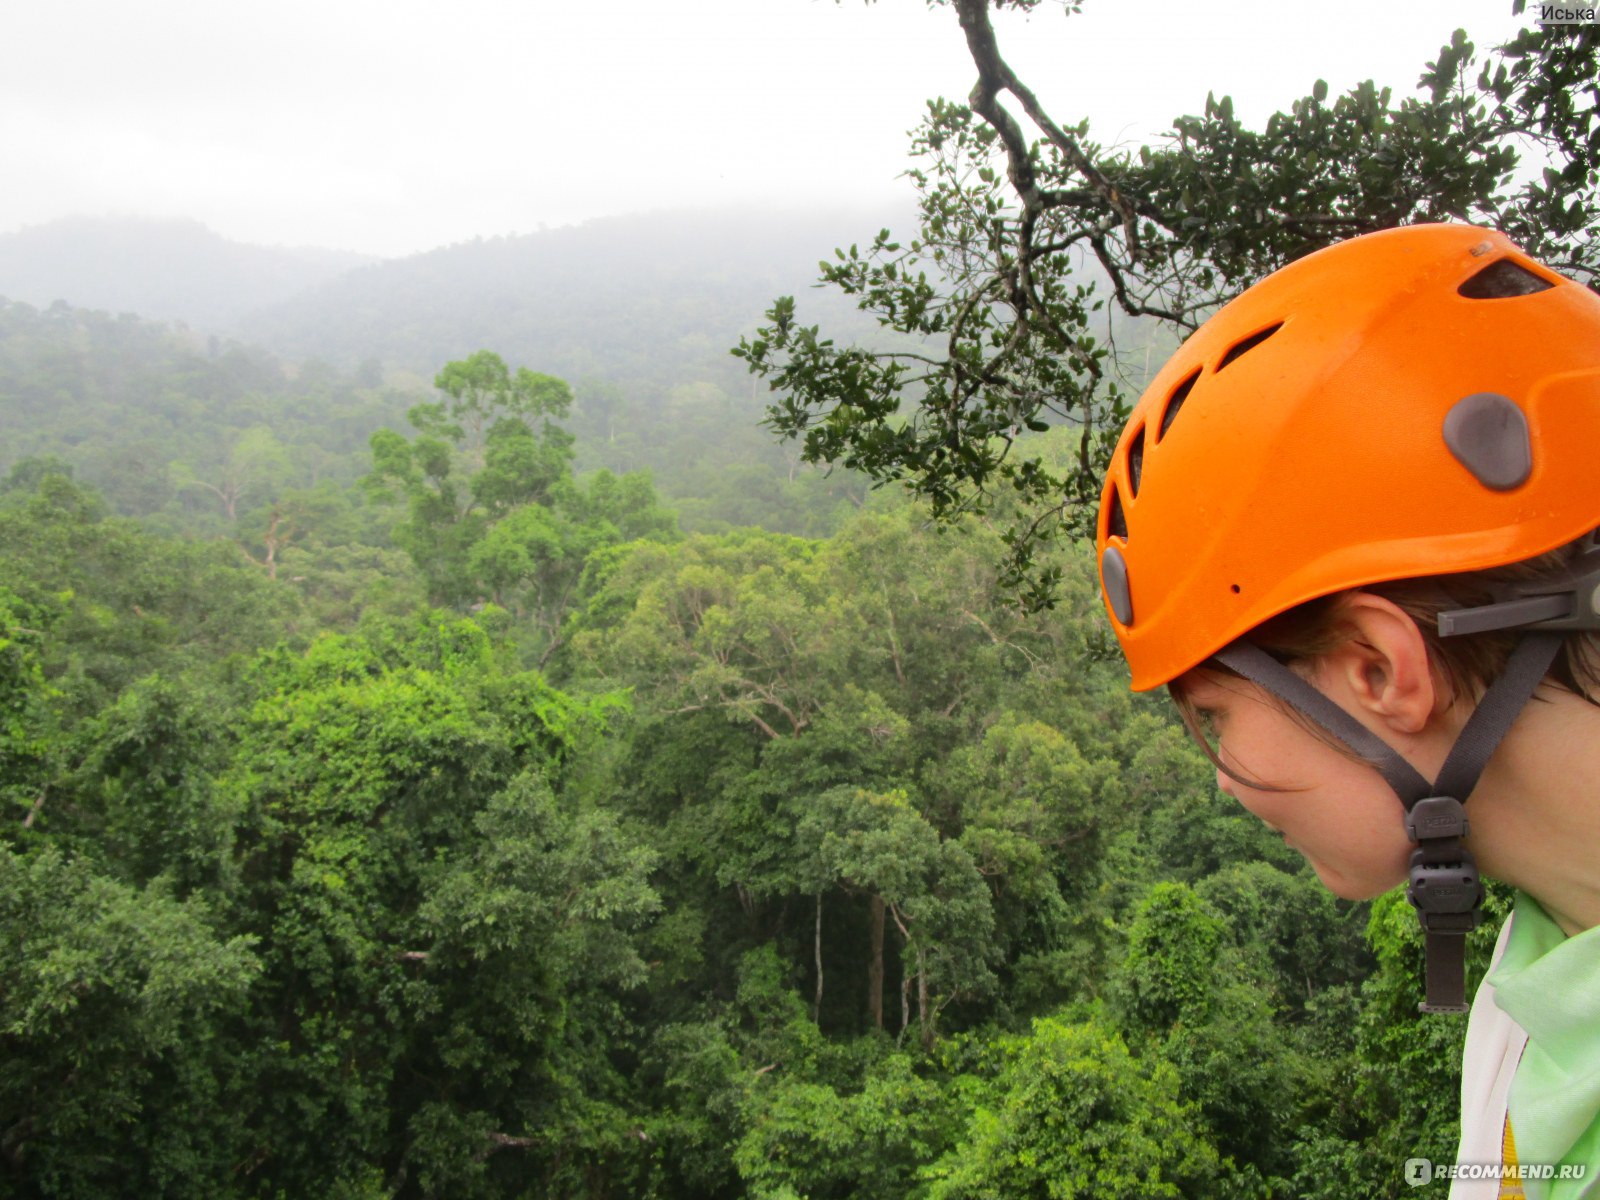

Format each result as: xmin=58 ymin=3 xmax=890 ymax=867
xmin=1458 ymin=259 xmax=1555 ymax=299
xmin=1106 ymin=484 xmax=1128 ymax=540
xmin=1216 ymin=323 xmax=1283 ymax=372
xmin=1127 ymin=426 xmax=1145 ymax=496
xmin=1158 ymin=369 xmax=1200 ymax=440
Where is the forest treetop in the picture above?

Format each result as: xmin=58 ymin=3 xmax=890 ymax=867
xmin=741 ymin=0 xmax=1598 ymax=607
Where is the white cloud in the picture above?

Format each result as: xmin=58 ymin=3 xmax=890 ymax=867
xmin=0 ymin=0 xmax=1536 ymax=257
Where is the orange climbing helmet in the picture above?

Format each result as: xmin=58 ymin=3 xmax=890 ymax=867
xmin=1097 ymin=223 xmax=1600 ymax=691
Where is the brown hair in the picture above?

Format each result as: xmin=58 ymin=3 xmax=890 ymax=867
xmin=1170 ymin=539 xmax=1600 ymax=788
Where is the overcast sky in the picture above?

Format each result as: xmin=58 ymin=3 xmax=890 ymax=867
xmin=0 ymin=0 xmax=1534 ymax=259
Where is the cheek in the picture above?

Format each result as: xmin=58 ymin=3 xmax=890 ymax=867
xmin=1213 ymin=738 xmax=1295 ymax=817
xmin=1213 ymin=711 xmax=1302 ymax=785
xmin=1305 ymin=831 xmax=1413 ymax=901
xmin=1226 ymin=782 xmax=1291 ymax=832
xmin=1200 ymin=696 xmax=1418 ymax=899
xmin=1213 ymin=760 xmax=1289 ymax=829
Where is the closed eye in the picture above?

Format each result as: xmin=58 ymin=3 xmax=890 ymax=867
xmin=1191 ymin=706 xmax=1222 ymax=745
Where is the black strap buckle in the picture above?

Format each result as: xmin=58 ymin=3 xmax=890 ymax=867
xmin=1404 ymin=797 xmax=1485 ymax=1012
xmin=1407 ymin=854 xmax=1484 ymax=929
xmin=1404 ymin=798 xmax=1483 ymax=928
xmin=1404 ymin=795 xmax=1470 ymax=843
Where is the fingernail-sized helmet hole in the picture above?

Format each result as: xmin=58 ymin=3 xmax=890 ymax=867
xmin=1128 ymin=426 xmax=1145 ymax=497
xmin=1458 ymin=258 xmax=1556 ymax=299
xmin=1216 ymin=322 xmax=1284 ymax=372
xmin=1106 ymin=484 xmax=1128 ymax=540
xmin=1158 ymin=369 xmax=1200 ymax=440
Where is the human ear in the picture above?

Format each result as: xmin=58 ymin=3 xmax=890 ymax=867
xmin=1313 ymin=594 xmax=1440 ymax=736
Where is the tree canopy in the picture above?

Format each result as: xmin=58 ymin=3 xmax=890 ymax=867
xmin=5 ymin=5 xmax=1586 ymax=1194
xmin=738 ymin=1 xmax=1599 ymax=605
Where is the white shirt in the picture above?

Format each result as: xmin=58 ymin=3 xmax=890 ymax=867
xmin=1452 ymin=916 xmax=1529 ymax=1200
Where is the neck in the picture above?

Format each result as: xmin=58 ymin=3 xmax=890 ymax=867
xmin=1467 ymin=685 xmax=1600 ymax=937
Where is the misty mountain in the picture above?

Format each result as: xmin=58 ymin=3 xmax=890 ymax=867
xmin=0 ymin=204 xmax=915 ymax=540
xmin=0 ymin=206 xmax=1167 ymax=540
xmin=232 ymin=207 xmax=912 ymax=386
xmin=0 ymin=216 xmax=376 ymax=329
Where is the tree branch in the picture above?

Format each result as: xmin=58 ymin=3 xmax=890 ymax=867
xmin=953 ymin=0 xmax=1139 ymax=254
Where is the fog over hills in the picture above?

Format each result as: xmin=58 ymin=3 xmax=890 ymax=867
xmin=0 ymin=206 xmax=927 ymax=537
xmin=0 ymin=216 xmax=376 ymax=329
xmin=0 ymin=207 xmax=912 ymax=386
xmin=232 ymin=206 xmax=912 ymax=384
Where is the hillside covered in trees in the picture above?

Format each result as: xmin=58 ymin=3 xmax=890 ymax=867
xmin=0 ymin=217 xmax=375 ymax=329
xmin=0 ymin=322 xmax=1504 ymax=1197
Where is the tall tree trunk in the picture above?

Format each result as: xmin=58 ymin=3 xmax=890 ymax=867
xmin=917 ymin=948 xmax=932 ymax=1051
xmin=813 ymin=892 xmax=824 ymax=1024
xmin=867 ymin=894 xmax=885 ymax=1030
xmin=890 ymin=904 xmax=913 ymax=1040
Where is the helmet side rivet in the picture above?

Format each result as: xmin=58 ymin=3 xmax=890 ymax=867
xmin=1443 ymin=393 xmax=1532 ymax=492
xmin=1102 ymin=545 xmax=1134 ymax=626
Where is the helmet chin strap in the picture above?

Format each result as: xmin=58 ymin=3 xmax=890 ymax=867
xmin=1212 ymin=632 xmax=1564 ymax=1013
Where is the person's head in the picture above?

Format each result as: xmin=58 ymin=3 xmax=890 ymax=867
xmin=1169 ymin=555 xmax=1600 ymax=898
xmin=1095 ymin=223 xmax=1600 ymax=899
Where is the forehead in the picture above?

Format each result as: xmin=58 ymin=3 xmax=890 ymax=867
xmin=1171 ymin=666 xmax=1230 ymax=698
xmin=1172 ymin=667 xmax=1271 ymax=708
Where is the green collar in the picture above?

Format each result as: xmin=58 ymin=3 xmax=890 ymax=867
xmin=1492 ymin=894 xmax=1600 ymax=1197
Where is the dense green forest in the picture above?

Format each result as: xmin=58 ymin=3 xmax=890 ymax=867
xmin=1 ymin=299 xmax=1505 ymax=1196
xmin=0 ymin=291 xmax=873 ymax=548
xmin=7 ymin=7 xmax=1590 ymax=1188
xmin=0 ymin=206 xmax=1170 ymax=543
